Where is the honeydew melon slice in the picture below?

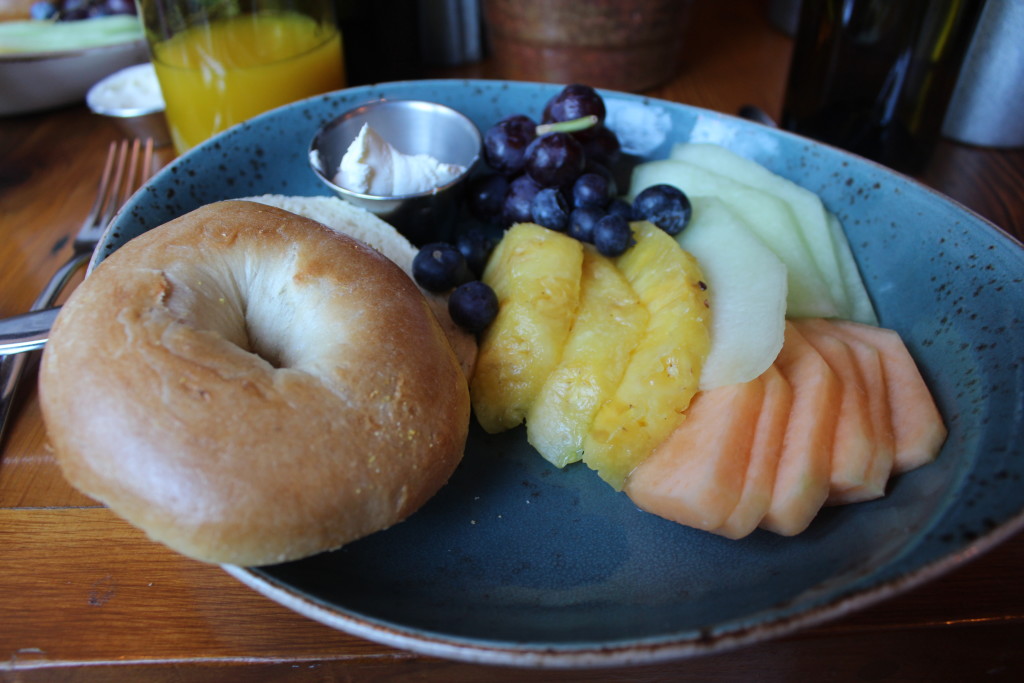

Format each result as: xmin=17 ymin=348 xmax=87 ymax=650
xmin=671 ymin=143 xmax=853 ymax=319
xmin=677 ymin=196 xmax=787 ymax=390
xmin=826 ymin=213 xmax=879 ymax=326
xmin=629 ymin=159 xmax=839 ymax=319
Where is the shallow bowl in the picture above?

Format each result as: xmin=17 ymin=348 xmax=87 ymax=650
xmin=86 ymin=62 xmax=170 ymax=147
xmin=99 ymin=79 xmax=1024 ymax=668
xmin=0 ymin=39 xmax=148 ymax=116
xmin=309 ymin=98 xmax=481 ymax=244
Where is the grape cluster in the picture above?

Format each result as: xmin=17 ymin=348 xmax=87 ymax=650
xmin=471 ymin=84 xmax=622 ymax=236
xmin=468 ymin=83 xmax=691 ymax=258
xmin=30 ymin=0 xmax=136 ymax=21
xmin=413 ymin=83 xmax=693 ymax=333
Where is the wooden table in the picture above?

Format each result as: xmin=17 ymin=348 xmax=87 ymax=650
xmin=2 ymin=3 xmax=1022 ymax=681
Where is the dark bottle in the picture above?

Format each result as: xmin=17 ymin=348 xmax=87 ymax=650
xmin=781 ymin=0 xmax=983 ymax=174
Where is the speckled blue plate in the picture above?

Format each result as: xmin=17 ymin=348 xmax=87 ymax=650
xmin=102 ymin=80 xmax=1024 ymax=668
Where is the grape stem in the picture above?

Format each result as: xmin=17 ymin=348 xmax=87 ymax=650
xmin=535 ymin=115 xmax=599 ymax=136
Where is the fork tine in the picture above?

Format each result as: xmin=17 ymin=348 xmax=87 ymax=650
xmin=79 ymin=141 xmax=120 ymax=232
xmin=120 ymin=140 xmax=140 ymax=208
xmin=142 ymin=138 xmax=154 ymax=184
xmin=100 ymin=138 xmax=155 ymax=229
xmin=97 ymin=139 xmax=133 ymax=229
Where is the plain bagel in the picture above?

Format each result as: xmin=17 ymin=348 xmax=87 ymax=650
xmin=240 ymin=194 xmax=477 ymax=377
xmin=39 ymin=200 xmax=471 ymax=566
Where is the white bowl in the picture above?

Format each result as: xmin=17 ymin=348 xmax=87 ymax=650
xmin=86 ymin=62 xmax=170 ymax=147
xmin=0 ymin=39 xmax=149 ymax=117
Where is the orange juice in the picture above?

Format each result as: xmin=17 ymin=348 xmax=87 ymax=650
xmin=152 ymin=11 xmax=345 ymax=154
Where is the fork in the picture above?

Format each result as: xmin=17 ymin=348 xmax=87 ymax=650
xmin=0 ymin=138 xmax=155 ymax=447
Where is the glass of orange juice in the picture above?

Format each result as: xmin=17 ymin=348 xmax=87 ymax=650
xmin=138 ymin=0 xmax=345 ymax=155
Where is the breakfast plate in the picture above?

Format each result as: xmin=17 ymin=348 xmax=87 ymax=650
xmin=101 ymin=80 xmax=1024 ymax=667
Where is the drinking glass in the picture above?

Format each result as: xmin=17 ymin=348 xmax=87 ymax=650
xmin=138 ymin=0 xmax=345 ymax=154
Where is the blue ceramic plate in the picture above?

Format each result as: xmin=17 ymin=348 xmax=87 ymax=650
xmin=102 ymin=80 xmax=1024 ymax=667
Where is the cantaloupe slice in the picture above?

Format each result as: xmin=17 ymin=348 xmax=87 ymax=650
xmin=760 ymin=323 xmax=840 ymax=536
xmin=712 ymin=364 xmax=793 ymax=539
xmin=624 ymin=375 xmax=765 ymax=531
xmin=794 ymin=320 xmax=883 ymax=504
xmin=842 ymin=336 xmax=896 ymax=492
xmin=797 ymin=317 xmax=896 ymax=502
xmin=826 ymin=320 xmax=946 ymax=472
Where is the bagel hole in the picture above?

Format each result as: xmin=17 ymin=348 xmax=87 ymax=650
xmin=237 ymin=271 xmax=304 ymax=371
xmin=244 ymin=323 xmax=286 ymax=369
xmin=188 ymin=246 xmax=307 ymax=372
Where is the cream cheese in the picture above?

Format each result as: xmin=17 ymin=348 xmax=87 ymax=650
xmin=87 ymin=63 xmax=165 ymax=113
xmin=334 ymin=123 xmax=465 ymax=196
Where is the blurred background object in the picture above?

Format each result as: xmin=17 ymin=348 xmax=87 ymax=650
xmin=941 ymin=0 xmax=1024 ymax=149
xmin=780 ymin=0 xmax=984 ymax=174
xmin=336 ymin=0 xmax=421 ymax=84
xmin=481 ymin=0 xmax=692 ymax=92
xmin=0 ymin=0 xmax=35 ymax=20
xmin=337 ymin=0 xmax=484 ymax=84
xmin=767 ymin=0 xmax=801 ymax=36
xmin=418 ymin=0 xmax=483 ymax=67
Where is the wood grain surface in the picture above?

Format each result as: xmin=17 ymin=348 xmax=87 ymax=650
xmin=1 ymin=2 xmax=1022 ymax=681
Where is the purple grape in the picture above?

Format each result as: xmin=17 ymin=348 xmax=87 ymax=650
xmin=30 ymin=1 xmax=57 ymax=19
xmin=607 ymin=198 xmax=634 ymax=221
xmin=592 ymin=214 xmax=634 ymax=256
xmin=413 ymin=242 xmax=472 ymax=292
xmin=483 ymin=115 xmax=537 ymax=176
xmin=568 ymin=206 xmax=604 ymax=243
xmin=104 ymin=0 xmax=137 ymax=15
xmin=580 ymin=125 xmax=621 ymax=166
xmin=455 ymin=228 xmax=495 ymax=277
xmin=466 ymin=173 xmax=509 ymax=223
xmin=449 ymin=281 xmax=499 ymax=333
xmin=531 ymin=187 xmax=570 ymax=232
xmin=571 ymin=172 xmax=611 ymax=209
xmin=542 ymin=84 xmax=607 ymax=128
xmin=524 ymin=133 xmax=585 ymax=188
xmin=632 ymin=184 xmax=693 ymax=236
xmin=502 ymin=174 xmax=543 ymax=226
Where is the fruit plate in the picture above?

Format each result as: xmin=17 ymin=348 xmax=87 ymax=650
xmin=100 ymin=79 xmax=1024 ymax=667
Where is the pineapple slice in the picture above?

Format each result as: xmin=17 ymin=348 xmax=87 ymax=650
xmin=526 ymin=247 xmax=648 ymax=468
xmin=583 ymin=221 xmax=712 ymax=489
xmin=471 ymin=223 xmax=584 ymax=433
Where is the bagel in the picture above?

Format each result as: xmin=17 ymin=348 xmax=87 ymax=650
xmin=241 ymin=194 xmax=477 ymax=377
xmin=39 ymin=200 xmax=471 ymax=566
